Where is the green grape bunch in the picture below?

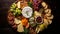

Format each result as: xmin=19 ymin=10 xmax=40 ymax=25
xmin=10 ymin=3 xmax=22 ymax=16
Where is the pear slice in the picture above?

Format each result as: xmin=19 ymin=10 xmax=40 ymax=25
xmin=48 ymin=9 xmax=51 ymax=14
xmin=47 ymin=15 xmax=54 ymax=19
xmin=41 ymin=2 xmax=47 ymax=8
xmin=43 ymin=19 xmax=49 ymax=25
xmin=48 ymin=19 xmax=52 ymax=24
xmin=45 ymin=13 xmax=51 ymax=17
xmin=45 ymin=9 xmax=51 ymax=14
xmin=44 ymin=5 xmax=48 ymax=9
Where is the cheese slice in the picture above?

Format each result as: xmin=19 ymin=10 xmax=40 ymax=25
xmin=17 ymin=1 xmax=20 ymax=8
xmin=17 ymin=21 xmax=24 ymax=32
xmin=14 ymin=18 xmax=21 ymax=24
xmin=34 ymin=11 xmax=41 ymax=18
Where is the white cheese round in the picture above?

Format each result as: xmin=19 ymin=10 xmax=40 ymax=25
xmin=22 ymin=6 xmax=33 ymax=18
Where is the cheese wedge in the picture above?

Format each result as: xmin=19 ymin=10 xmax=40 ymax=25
xmin=17 ymin=21 xmax=24 ymax=32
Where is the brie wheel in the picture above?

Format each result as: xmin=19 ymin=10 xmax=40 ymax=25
xmin=22 ymin=6 xmax=33 ymax=18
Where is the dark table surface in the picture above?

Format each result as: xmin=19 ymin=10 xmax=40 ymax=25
xmin=0 ymin=0 xmax=59 ymax=34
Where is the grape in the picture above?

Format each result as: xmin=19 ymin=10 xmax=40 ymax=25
xmin=33 ymin=0 xmax=39 ymax=11
xmin=11 ymin=3 xmax=16 ymax=9
xmin=10 ymin=9 xmax=14 ymax=11
xmin=10 ymin=2 xmax=22 ymax=16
